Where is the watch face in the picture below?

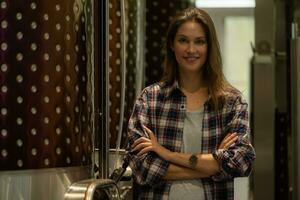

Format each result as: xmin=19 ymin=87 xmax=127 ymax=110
xmin=189 ymin=154 xmax=198 ymax=168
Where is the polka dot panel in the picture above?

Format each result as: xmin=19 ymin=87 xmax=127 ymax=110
xmin=108 ymin=0 xmax=140 ymax=148
xmin=109 ymin=0 xmax=122 ymax=148
xmin=145 ymin=0 xmax=193 ymax=86
xmin=0 ymin=0 xmax=92 ymax=170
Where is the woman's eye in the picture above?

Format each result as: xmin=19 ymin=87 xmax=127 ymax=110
xmin=195 ymin=40 xmax=207 ymax=45
xmin=178 ymin=38 xmax=188 ymax=43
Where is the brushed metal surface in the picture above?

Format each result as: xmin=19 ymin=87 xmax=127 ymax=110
xmin=0 ymin=166 xmax=91 ymax=200
xmin=291 ymin=36 xmax=300 ymax=200
xmin=65 ymin=178 xmax=120 ymax=200
xmin=252 ymin=54 xmax=275 ymax=200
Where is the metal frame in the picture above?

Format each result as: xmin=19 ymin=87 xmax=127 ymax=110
xmin=290 ymin=26 xmax=300 ymax=200
xmin=253 ymin=0 xmax=276 ymax=199
xmin=95 ymin=0 xmax=109 ymax=179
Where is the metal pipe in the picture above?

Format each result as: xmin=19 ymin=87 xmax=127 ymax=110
xmin=99 ymin=0 xmax=110 ymax=179
xmin=135 ymin=0 xmax=146 ymax=95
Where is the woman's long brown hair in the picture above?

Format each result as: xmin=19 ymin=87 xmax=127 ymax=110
xmin=161 ymin=7 xmax=233 ymax=110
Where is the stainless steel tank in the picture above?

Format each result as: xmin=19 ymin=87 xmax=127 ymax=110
xmin=0 ymin=0 xmax=94 ymax=199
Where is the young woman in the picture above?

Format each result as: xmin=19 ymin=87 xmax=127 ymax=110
xmin=125 ymin=7 xmax=255 ymax=200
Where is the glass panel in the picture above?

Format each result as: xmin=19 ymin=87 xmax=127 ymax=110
xmin=223 ymin=16 xmax=254 ymax=104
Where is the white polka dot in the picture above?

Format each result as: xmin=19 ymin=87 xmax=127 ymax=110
xmin=56 ymin=147 xmax=61 ymax=155
xmin=31 ymin=43 xmax=37 ymax=51
xmin=1 ymin=149 xmax=8 ymax=157
xmin=75 ymin=24 xmax=79 ymax=31
xmin=31 ymin=85 xmax=37 ymax=93
xmin=55 ymin=4 xmax=60 ymax=11
xmin=65 ymin=15 xmax=70 ymax=21
xmin=16 ymin=74 xmax=23 ymax=83
xmin=16 ymin=117 xmax=23 ymax=125
xmin=30 ymin=64 xmax=37 ymax=72
xmin=44 ymin=96 xmax=50 ymax=103
xmin=1 ymin=20 xmax=8 ymax=29
xmin=44 ymin=117 xmax=50 ymax=124
xmin=43 ymin=53 xmax=50 ymax=61
xmin=44 ymin=158 xmax=50 ymax=165
xmin=16 ymin=53 xmax=23 ymax=61
xmin=17 ymin=159 xmax=23 ymax=167
xmin=66 ymin=33 xmax=71 ymax=40
xmin=31 ymin=128 xmax=37 ymax=135
xmin=56 ymin=86 xmax=61 ymax=93
xmin=56 ymin=128 xmax=61 ymax=135
xmin=66 ymin=116 xmax=71 ymax=123
xmin=1 ymin=42 xmax=8 ymax=51
xmin=66 ymin=138 xmax=71 ymax=144
xmin=1 ymin=1 xmax=7 ymax=9
xmin=1 ymin=129 xmax=7 ymax=137
xmin=16 ymin=12 xmax=22 ymax=20
xmin=44 ymin=138 xmax=49 ymax=145
xmin=30 ymin=107 xmax=37 ymax=114
xmin=31 ymin=148 xmax=37 ymax=156
xmin=43 ymin=14 xmax=49 ymax=21
xmin=16 ymin=139 xmax=23 ymax=147
xmin=1 ymin=63 xmax=8 ymax=72
xmin=30 ymin=2 xmax=37 ymax=10
xmin=75 ymin=64 xmax=79 ymax=72
xmin=55 ymin=107 xmax=61 ymax=114
xmin=44 ymin=32 xmax=50 ymax=40
xmin=66 ymin=157 xmax=71 ymax=164
xmin=17 ymin=96 xmax=23 ymax=104
xmin=44 ymin=75 xmax=50 ymax=82
xmin=56 ymin=44 xmax=61 ymax=51
xmin=66 ymin=96 xmax=71 ymax=103
xmin=31 ymin=21 xmax=37 ymax=29
xmin=1 ymin=85 xmax=8 ymax=93
xmin=65 ymin=54 xmax=71 ymax=61
xmin=1 ymin=107 xmax=7 ymax=116
xmin=56 ymin=23 xmax=61 ymax=30
xmin=55 ymin=64 xmax=61 ymax=72
xmin=16 ymin=32 xmax=23 ymax=40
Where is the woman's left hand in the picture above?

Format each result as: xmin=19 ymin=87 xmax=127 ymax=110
xmin=132 ymin=126 xmax=171 ymax=160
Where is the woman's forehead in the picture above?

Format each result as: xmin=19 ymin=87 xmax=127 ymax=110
xmin=176 ymin=21 xmax=206 ymax=38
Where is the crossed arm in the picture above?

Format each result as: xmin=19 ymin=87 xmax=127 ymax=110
xmin=132 ymin=126 xmax=238 ymax=180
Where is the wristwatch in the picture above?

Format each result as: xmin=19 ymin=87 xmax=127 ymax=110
xmin=189 ymin=154 xmax=198 ymax=169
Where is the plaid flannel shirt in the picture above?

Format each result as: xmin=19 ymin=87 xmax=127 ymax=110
xmin=126 ymin=81 xmax=255 ymax=200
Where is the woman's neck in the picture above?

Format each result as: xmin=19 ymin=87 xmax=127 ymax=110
xmin=179 ymin=73 xmax=206 ymax=93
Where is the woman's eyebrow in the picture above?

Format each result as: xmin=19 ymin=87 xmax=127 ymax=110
xmin=176 ymin=34 xmax=206 ymax=37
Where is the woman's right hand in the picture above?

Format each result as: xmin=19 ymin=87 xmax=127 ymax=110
xmin=218 ymin=133 xmax=239 ymax=150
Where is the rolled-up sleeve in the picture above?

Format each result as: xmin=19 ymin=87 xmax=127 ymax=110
xmin=212 ymin=96 xmax=256 ymax=181
xmin=126 ymin=89 xmax=170 ymax=186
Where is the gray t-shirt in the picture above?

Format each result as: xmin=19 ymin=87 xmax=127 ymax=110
xmin=169 ymin=108 xmax=205 ymax=200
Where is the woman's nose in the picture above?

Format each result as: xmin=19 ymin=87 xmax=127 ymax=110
xmin=186 ymin=43 xmax=196 ymax=53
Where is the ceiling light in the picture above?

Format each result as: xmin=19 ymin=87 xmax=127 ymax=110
xmin=196 ymin=0 xmax=256 ymax=8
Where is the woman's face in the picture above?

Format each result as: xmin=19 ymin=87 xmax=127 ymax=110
xmin=172 ymin=20 xmax=208 ymax=75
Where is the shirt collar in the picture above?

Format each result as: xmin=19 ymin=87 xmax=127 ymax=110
xmin=159 ymin=80 xmax=181 ymax=98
